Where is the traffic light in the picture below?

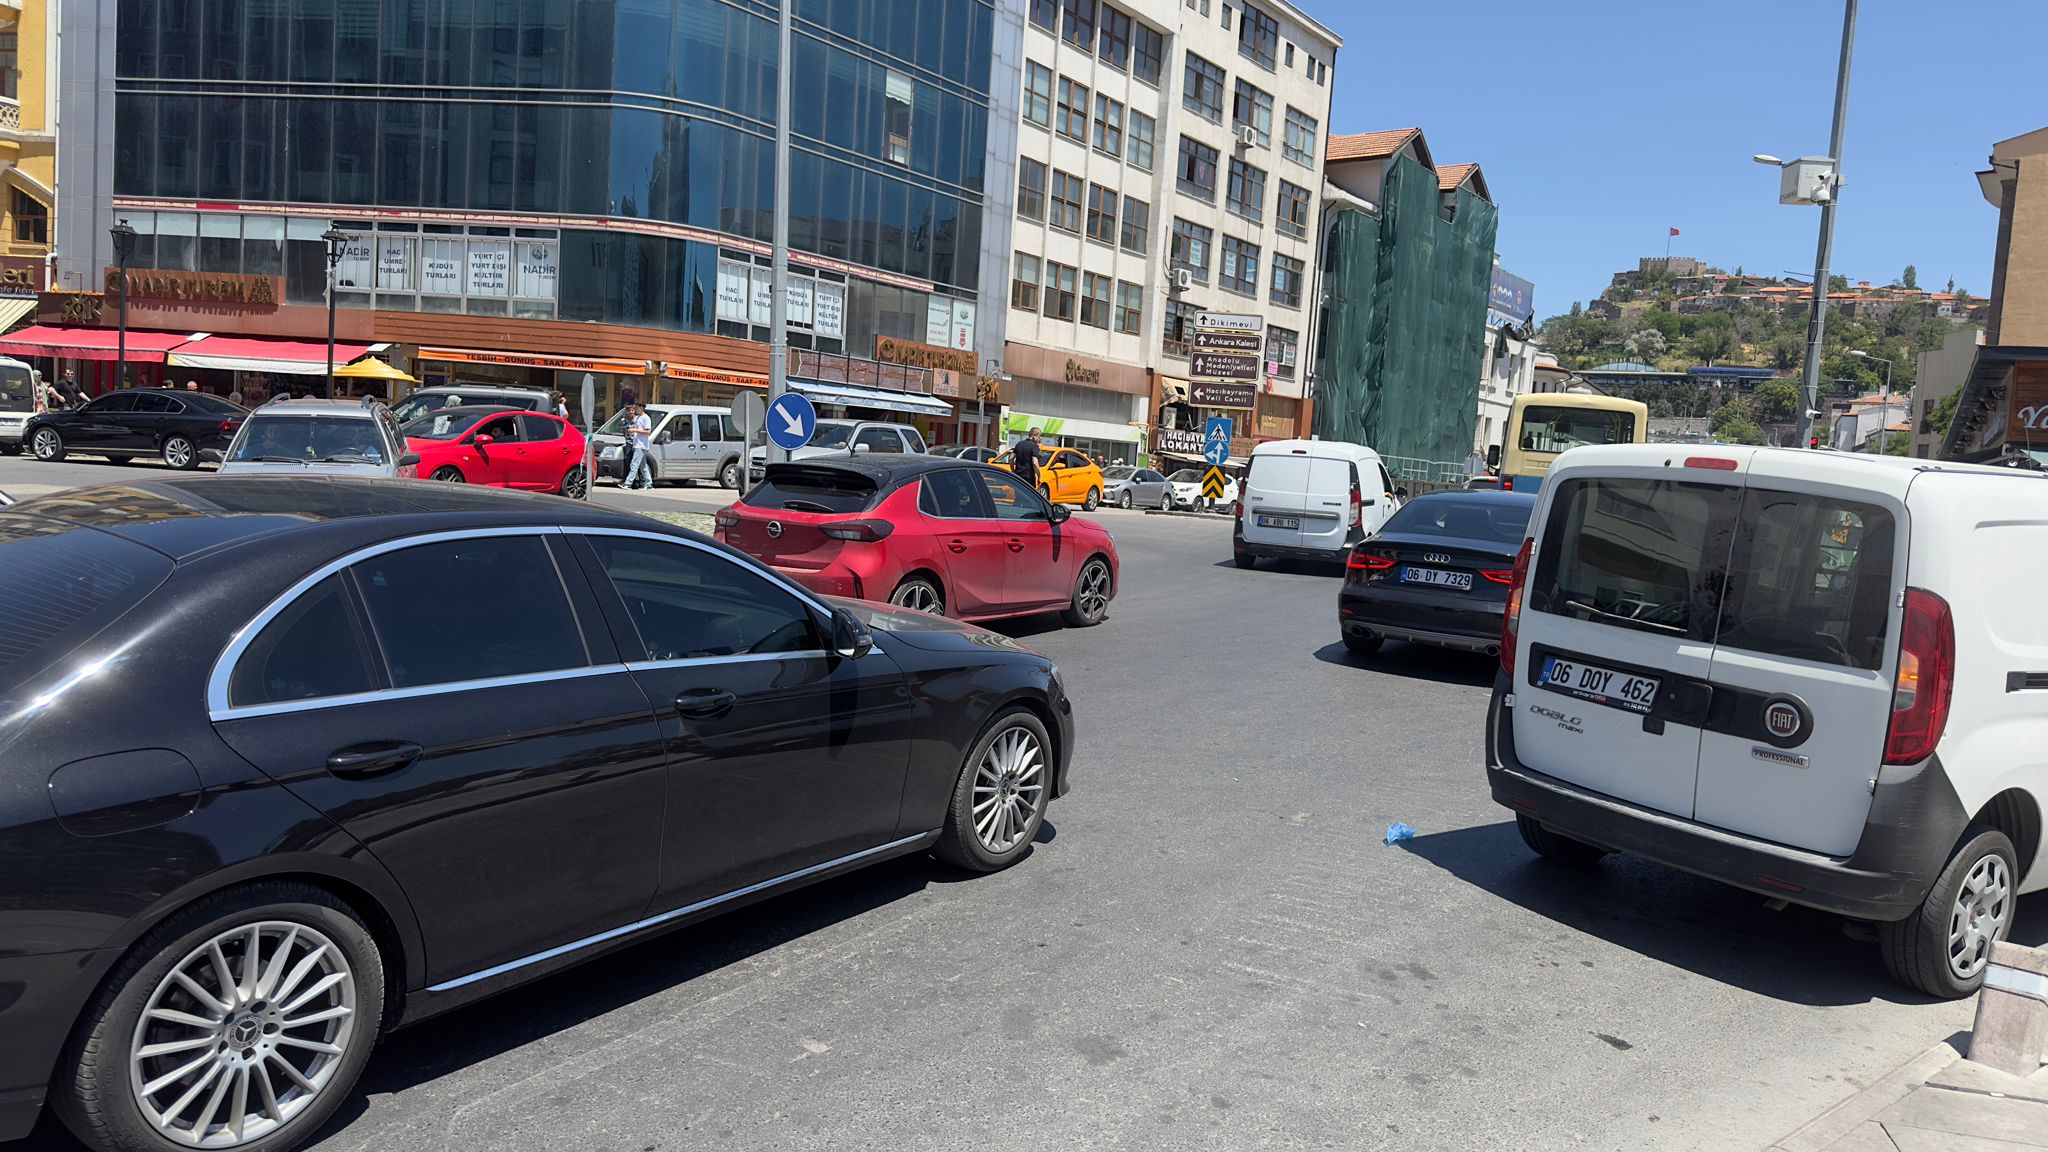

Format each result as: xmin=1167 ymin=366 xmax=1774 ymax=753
xmin=1809 ymin=435 xmax=1821 ymax=449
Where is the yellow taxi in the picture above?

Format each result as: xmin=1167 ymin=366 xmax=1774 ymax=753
xmin=991 ymin=444 xmax=1108 ymax=509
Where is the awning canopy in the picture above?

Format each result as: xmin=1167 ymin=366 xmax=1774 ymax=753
xmin=0 ymin=324 xmax=204 ymax=363
xmin=168 ymin=336 xmax=380 ymax=376
xmin=0 ymin=297 xmax=37 ymax=333
xmin=790 ymin=378 xmax=952 ymax=416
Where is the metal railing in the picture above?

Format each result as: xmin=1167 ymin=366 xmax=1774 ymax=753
xmin=0 ymin=99 xmax=19 ymax=132
xmin=1379 ymin=453 xmax=1474 ymax=486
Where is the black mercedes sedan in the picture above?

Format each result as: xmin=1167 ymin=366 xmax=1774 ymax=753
xmin=1338 ymin=490 xmax=1536 ymax=658
xmin=0 ymin=477 xmax=1072 ymax=1152
xmin=26 ymin=388 xmax=248 ymax=470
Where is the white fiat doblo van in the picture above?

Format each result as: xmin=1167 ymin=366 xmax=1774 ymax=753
xmin=1234 ymin=439 xmax=1404 ymax=567
xmin=1489 ymin=443 xmax=2047 ymax=997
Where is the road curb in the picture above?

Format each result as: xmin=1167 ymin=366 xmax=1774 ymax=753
xmin=1765 ymin=1039 xmax=1963 ymax=1151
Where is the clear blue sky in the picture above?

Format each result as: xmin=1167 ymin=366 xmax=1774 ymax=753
xmin=1313 ymin=0 xmax=2048 ymax=319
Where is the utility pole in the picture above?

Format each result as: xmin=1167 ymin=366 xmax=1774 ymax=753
xmin=766 ymin=0 xmax=794 ymax=464
xmin=1797 ymin=0 xmax=1857 ymax=450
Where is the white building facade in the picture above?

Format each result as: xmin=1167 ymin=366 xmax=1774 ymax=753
xmin=988 ymin=0 xmax=1340 ymax=464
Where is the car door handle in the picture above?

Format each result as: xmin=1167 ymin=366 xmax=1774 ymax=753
xmin=1006 ymin=539 xmax=1025 ymax=552
xmin=675 ymin=688 xmax=737 ymax=719
xmin=324 ymin=741 xmax=424 ymax=779
xmin=947 ymin=539 xmax=968 ymax=553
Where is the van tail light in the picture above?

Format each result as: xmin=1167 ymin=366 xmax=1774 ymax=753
xmin=1350 ymin=483 xmax=1364 ymax=530
xmin=819 ymin=519 xmax=895 ymax=542
xmin=1500 ymin=537 xmax=1533 ymax=675
xmin=1884 ymin=588 xmax=1955 ymax=764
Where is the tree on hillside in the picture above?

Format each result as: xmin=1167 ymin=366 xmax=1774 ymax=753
xmin=1691 ymin=323 xmax=1736 ymax=364
xmin=1622 ymin=328 xmax=1667 ymax=362
xmin=1901 ymin=265 xmax=1918 ymax=290
xmin=1928 ymin=391 xmax=1960 ymax=438
xmin=1641 ymin=309 xmax=1683 ymax=342
xmin=1754 ymin=380 xmax=1801 ymax=423
xmin=1829 ymin=274 xmax=1850 ymax=292
xmin=1769 ymin=334 xmax=1803 ymax=370
xmin=1882 ymin=431 xmax=1912 ymax=456
xmin=1717 ymin=417 xmax=1768 ymax=445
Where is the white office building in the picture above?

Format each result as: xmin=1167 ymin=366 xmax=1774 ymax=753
xmin=986 ymin=0 xmax=1341 ymax=464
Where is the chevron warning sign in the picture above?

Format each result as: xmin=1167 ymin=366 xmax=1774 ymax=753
xmin=1201 ymin=467 xmax=1227 ymax=500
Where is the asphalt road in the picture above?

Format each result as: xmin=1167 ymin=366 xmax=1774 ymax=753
xmin=3 ymin=453 xmax=2043 ymax=1152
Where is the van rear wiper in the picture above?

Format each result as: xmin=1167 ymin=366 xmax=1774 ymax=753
xmin=1562 ymin=598 xmax=1684 ymax=635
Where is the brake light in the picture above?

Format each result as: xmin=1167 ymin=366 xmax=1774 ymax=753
xmin=1500 ymin=476 xmax=1514 ymax=491
xmin=713 ymin=508 xmax=740 ymax=530
xmin=1479 ymin=568 xmax=1515 ymax=584
xmin=1500 ymin=537 xmax=1533 ymax=674
xmin=1350 ymin=483 xmax=1363 ymax=530
xmin=1346 ymin=550 xmax=1395 ymax=571
xmin=1685 ymin=456 xmax=1738 ymax=471
xmin=819 ymin=519 xmax=895 ymax=542
xmin=218 ymin=419 xmax=239 ymax=431
xmin=1884 ymin=588 xmax=1955 ymax=764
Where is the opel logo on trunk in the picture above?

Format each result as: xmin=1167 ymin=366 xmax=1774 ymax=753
xmin=766 ymin=521 xmax=783 ymax=539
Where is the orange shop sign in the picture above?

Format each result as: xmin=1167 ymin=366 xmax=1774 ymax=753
xmin=417 ymin=346 xmax=649 ymax=375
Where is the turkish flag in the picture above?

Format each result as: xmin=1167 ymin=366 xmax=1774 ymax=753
xmin=1669 ymin=227 xmax=1681 ymax=237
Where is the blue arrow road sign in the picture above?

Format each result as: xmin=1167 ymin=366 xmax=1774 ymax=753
xmin=766 ymin=391 xmax=818 ymax=451
xmin=1203 ymin=417 xmax=1233 ymax=466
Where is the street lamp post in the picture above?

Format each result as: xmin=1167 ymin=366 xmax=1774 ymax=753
xmin=1849 ymin=349 xmax=1894 ymax=454
xmin=321 ymin=224 xmax=350 ymax=399
xmin=977 ymin=358 xmax=1010 ymax=450
xmin=108 ymin=219 xmax=136 ymax=388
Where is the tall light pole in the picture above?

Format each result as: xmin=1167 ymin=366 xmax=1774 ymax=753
xmin=765 ymin=0 xmax=793 ymax=464
xmin=1849 ymin=349 xmax=1893 ymax=453
xmin=977 ymin=357 xmax=1010 ymax=450
xmin=108 ymin=219 xmax=135 ymax=388
xmin=1798 ymin=1 xmax=1857 ymax=448
xmin=322 ymin=224 xmax=349 ymax=399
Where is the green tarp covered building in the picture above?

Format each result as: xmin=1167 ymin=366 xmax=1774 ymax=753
xmin=1313 ymin=129 xmax=1498 ymax=477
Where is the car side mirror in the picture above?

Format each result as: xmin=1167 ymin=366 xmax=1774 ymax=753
xmin=474 ymin=434 xmax=495 ymax=446
xmin=657 ymin=430 xmax=672 ymax=443
xmin=398 ymin=452 xmax=421 ymax=468
xmin=1485 ymin=444 xmax=1501 ymax=468
xmin=830 ymin=607 xmax=874 ymax=661
xmin=198 ymin=448 xmax=223 ymax=464
xmin=1048 ymin=504 xmax=1073 ymax=524
xmin=852 ymin=443 xmax=872 ymax=454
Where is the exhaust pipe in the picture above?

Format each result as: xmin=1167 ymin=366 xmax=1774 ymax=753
xmin=1485 ymin=644 xmax=1500 ymax=658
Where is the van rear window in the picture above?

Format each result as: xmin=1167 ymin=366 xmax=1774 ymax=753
xmin=1720 ymin=490 xmax=1894 ymax=670
xmin=1532 ymin=478 xmax=1734 ymax=642
xmin=742 ymin=468 xmax=881 ymax=515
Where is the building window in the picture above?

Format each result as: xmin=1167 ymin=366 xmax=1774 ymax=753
xmin=1093 ymin=94 xmax=1124 ymax=158
xmin=1176 ymin=136 xmax=1219 ymax=202
xmin=1232 ymin=81 xmax=1274 ymax=149
xmin=1062 ymin=0 xmax=1096 ymax=48
xmin=1127 ymin=111 xmax=1156 ymax=170
xmin=1012 ymin=253 xmax=1042 ymax=311
xmin=1182 ymin=53 xmax=1225 ymax=123
xmin=1316 ymin=59 xmax=1326 ymax=85
xmin=1132 ymin=24 xmax=1164 ymax=85
xmin=1220 ymin=236 xmax=1260 ymax=296
xmin=1239 ymin=4 xmax=1279 ymax=69
xmin=1226 ymin=158 xmax=1266 ymax=223
xmin=1098 ymin=6 xmax=1131 ymax=69
xmin=1023 ymin=62 xmax=1053 ymax=128
xmin=1115 ymin=281 xmax=1144 ymax=335
xmin=1086 ymin=184 xmax=1119 ymax=244
xmin=12 ymin=190 xmax=48 ymax=245
xmin=1164 ymin=297 xmax=1199 ymax=357
xmin=1266 ymin=325 xmax=1298 ymax=379
xmin=1081 ymin=272 xmax=1113 ymax=329
xmin=1276 ymin=179 xmax=1311 ymax=239
xmin=884 ymin=72 xmax=914 ymax=165
xmin=1285 ymin=42 xmax=1295 ymax=67
xmin=1049 ymin=170 xmax=1084 ymax=233
xmin=1043 ymin=260 xmax=1077 ymax=320
xmin=1221 ymin=5 xmax=1233 ymax=29
xmin=1056 ymin=77 xmax=1090 ymax=142
xmin=1121 ymin=197 xmax=1151 ymax=255
xmin=1170 ymin=218 xmax=1213 ymax=283
xmin=1283 ymin=106 xmax=1318 ymax=167
xmin=1017 ymin=158 xmax=1048 ymax=221
xmin=1030 ymin=0 xmax=1057 ymax=32
xmin=1271 ymin=254 xmax=1303 ymax=308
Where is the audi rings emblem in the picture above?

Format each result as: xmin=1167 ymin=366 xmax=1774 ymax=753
xmin=766 ymin=521 xmax=784 ymax=539
xmin=1423 ymin=552 xmax=1452 ymax=565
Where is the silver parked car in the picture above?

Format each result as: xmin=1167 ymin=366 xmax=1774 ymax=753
xmin=211 ymin=399 xmax=419 ymax=478
xmin=1102 ymin=465 xmax=1173 ymax=510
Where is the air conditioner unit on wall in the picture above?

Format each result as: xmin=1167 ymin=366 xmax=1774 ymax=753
xmin=1236 ymin=124 xmax=1257 ymax=149
xmin=1172 ymin=268 xmax=1192 ymax=291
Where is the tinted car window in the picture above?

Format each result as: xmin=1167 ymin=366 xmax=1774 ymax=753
xmin=0 ymin=514 xmax=173 ymax=692
xmin=231 ymin=415 xmax=388 ymax=464
xmin=134 ymin=393 xmax=180 ymax=414
xmin=475 ymin=415 xmax=522 ymax=442
xmin=183 ymin=392 xmax=247 ymax=415
xmin=588 ymin=537 xmax=816 ymax=660
xmin=1719 ymin=490 xmax=1895 ymax=670
xmin=1531 ymin=478 xmax=1738 ymax=643
xmin=352 ymin=536 xmax=588 ymax=688
xmin=920 ymin=469 xmax=989 ymax=518
xmin=229 ymin=575 xmax=382 ymax=706
xmin=1381 ymin=497 xmax=1531 ymax=545
xmin=981 ymin=472 xmax=1049 ymax=521
xmin=695 ymin=416 xmax=722 ymax=442
xmin=743 ymin=469 xmax=881 ymax=514
xmin=855 ymin=427 xmax=905 ymax=453
xmin=87 ymin=393 xmax=137 ymax=414
xmin=519 ymin=414 xmax=564 ymax=442
xmin=403 ymin=409 xmax=505 ymax=440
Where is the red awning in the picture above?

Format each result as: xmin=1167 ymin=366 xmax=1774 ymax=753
xmin=0 ymin=325 xmax=202 ymax=363
xmin=168 ymin=335 xmax=378 ymax=377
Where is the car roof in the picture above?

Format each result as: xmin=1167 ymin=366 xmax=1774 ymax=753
xmin=247 ymin=399 xmax=380 ymax=418
xmin=763 ymin=454 xmax=980 ymax=484
xmin=1252 ymin=438 xmax=1380 ymax=460
xmin=1408 ymin=488 xmax=1536 ymax=507
xmin=403 ymin=404 xmax=519 ymax=420
xmin=645 ymin=404 xmax=727 ymax=414
xmin=414 ymin=383 xmax=544 ymax=394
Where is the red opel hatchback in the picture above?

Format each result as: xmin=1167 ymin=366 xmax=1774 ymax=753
xmin=718 ymin=457 xmax=1119 ymax=626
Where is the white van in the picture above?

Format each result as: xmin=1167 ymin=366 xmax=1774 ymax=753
xmin=1233 ymin=439 xmax=1404 ymax=567
xmin=1490 ymin=443 xmax=2048 ymax=997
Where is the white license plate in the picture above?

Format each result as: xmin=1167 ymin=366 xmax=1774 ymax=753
xmin=1540 ymin=656 xmax=1660 ymax=715
xmin=1258 ymin=515 xmax=1300 ymax=529
xmin=1400 ymin=566 xmax=1472 ymax=591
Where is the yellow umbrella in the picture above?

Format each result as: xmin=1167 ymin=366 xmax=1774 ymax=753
xmin=333 ymin=357 xmax=417 ymax=384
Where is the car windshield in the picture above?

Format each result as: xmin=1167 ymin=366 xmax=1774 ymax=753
xmin=229 ymin=415 xmax=387 ymax=464
xmin=0 ymin=372 xmax=33 ymax=412
xmin=1168 ymin=469 xmax=1201 ymax=483
xmin=1382 ymin=497 xmax=1531 ymax=544
xmin=1104 ymin=466 xmax=1137 ymax=480
xmin=403 ymin=410 xmax=499 ymax=441
xmin=597 ymin=410 xmax=637 ymax=436
xmin=809 ymin=424 xmax=855 ymax=450
xmin=391 ymin=390 xmax=533 ymax=425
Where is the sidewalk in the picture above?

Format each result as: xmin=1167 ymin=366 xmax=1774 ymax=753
xmin=1768 ymin=1037 xmax=2048 ymax=1151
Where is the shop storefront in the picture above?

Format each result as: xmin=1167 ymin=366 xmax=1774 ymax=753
xmin=1000 ymin=344 xmax=1151 ymax=466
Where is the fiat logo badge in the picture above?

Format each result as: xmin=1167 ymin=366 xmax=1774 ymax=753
xmin=766 ymin=521 xmax=784 ymax=539
xmin=1763 ymin=699 xmax=1803 ymax=739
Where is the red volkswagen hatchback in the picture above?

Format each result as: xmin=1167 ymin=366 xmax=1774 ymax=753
xmin=718 ymin=457 xmax=1119 ymax=626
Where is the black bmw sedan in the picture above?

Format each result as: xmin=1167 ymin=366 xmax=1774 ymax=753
xmin=1338 ymin=490 xmax=1536 ymax=658
xmin=26 ymin=388 xmax=248 ymax=470
xmin=0 ymin=477 xmax=1071 ymax=1152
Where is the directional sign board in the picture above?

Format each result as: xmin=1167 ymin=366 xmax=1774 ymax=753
xmin=766 ymin=391 xmax=817 ymax=451
xmin=1203 ymin=417 xmax=1233 ymax=466
xmin=1190 ymin=311 xmax=1264 ymax=394
xmin=1202 ymin=467 xmax=1228 ymax=500
xmin=729 ymin=390 xmax=765 ymax=446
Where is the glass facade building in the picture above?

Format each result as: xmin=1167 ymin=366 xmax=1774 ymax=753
xmin=106 ymin=0 xmax=995 ymax=352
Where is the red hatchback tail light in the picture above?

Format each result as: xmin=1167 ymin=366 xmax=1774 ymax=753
xmin=1885 ymin=588 xmax=1955 ymax=764
xmin=819 ymin=519 xmax=895 ymax=542
xmin=713 ymin=508 xmax=740 ymax=534
xmin=1500 ymin=537 xmax=1533 ymax=675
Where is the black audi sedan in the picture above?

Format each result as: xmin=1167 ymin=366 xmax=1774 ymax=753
xmin=0 ymin=477 xmax=1071 ymax=1152
xmin=26 ymin=387 xmax=249 ymax=470
xmin=1338 ymin=490 xmax=1537 ymax=658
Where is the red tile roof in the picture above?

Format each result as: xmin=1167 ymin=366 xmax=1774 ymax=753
xmin=1436 ymin=163 xmax=1477 ymax=191
xmin=1327 ymin=128 xmax=1423 ymax=164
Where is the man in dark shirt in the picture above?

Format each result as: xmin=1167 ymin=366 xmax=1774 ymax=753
xmin=1013 ymin=428 xmax=1043 ymax=492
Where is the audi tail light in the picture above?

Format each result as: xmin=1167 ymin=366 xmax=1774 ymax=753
xmin=1500 ymin=537 xmax=1533 ymax=675
xmin=1346 ymin=550 xmax=1395 ymax=571
xmin=819 ymin=519 xmax=896 ymax=542
xmin=1885 ymin=588 xmax=1955 ymax=764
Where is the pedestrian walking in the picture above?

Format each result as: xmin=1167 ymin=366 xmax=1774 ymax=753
xmin=551 ymin=391 xmax=570 ymax=421
xmin=622 ymin=403 xmax=656 ymax=490
xmin=58 ymin=368 xmax=84 ymax=408
xmin=1014 ymin=428 xmax=1044 ymax=494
